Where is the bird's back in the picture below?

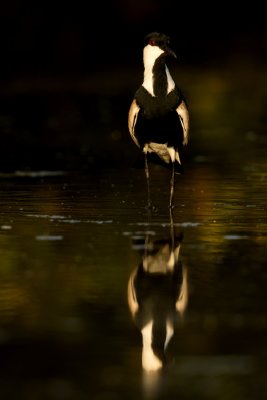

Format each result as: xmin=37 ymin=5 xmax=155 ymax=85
xmin=134 ymin=86 xmax=185 ymax=151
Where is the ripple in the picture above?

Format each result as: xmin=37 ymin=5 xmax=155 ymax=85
xmin=35 ymin=235 xmax=64 ymax=241
xmin=224 ymin=234 xmax=249 ymax=240
xmin=0 ymin=170 xmax=66 ymax=178
xmin=27 ymin=214 xmax=113 ymax=224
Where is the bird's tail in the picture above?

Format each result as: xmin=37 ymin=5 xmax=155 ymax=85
xmin=148 ymin=153 xmax=184 ymax=174
xmin=131 ymin=153 xmax=184 ymax=174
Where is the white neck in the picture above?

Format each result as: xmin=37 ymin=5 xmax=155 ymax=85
xmin=142 ymin=44 xmax=175 ymax=97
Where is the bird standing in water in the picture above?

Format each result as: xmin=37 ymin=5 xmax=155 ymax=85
xmin=128 ymin=32 xmax=189 ymax=208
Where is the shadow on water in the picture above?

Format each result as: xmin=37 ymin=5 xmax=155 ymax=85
xmin=127 ymin=211 xmax=188 ymax=372
xmin=127 ymin=209 xmax=189 ymax=396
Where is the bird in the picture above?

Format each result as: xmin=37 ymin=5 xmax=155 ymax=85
xmin=128 ymin=32 xmax=189 ymax=208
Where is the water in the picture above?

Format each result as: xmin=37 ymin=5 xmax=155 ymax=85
xmin=0 ymin=64 xmax=267 ymax=399
xmin=0 ymin=153 xmax=267 ymax=399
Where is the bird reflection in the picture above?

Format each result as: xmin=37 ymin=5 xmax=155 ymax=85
xmin=127 ymin=211 xmax=188 ymax=372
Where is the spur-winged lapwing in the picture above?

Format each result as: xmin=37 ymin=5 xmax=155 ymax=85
xmin=128 ymin=32 xmax=189 ymax=208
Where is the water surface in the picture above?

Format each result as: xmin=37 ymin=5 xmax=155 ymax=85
xmin=0 ymin=64 xmax=267 ymax=399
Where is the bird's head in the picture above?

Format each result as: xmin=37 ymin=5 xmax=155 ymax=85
xmin=143 ymin=32 xmax=177 ymax=64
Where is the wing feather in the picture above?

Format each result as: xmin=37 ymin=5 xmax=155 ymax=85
xmin=176 ymin=100 xmax=189 ymax=145
xmin=128 ymin=99 xmax=140 ymax=147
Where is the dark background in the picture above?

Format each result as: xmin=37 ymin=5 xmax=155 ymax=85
xmin=0 ymin=0 xmax=266 ymax=172
xmin=1 ymin=0 xmax=266 ymax=75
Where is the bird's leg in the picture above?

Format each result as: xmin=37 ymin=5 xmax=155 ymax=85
xmin=167 ymin=147 xmax=176 ymax=209
xmin=167 ymin=193 xmax=176 ymax=272
xmin=144 ymin=147 xmax=152 ymax=209
xmin=169 ymin=162 xmax=175 ymax=208
xmin=143 ymin=178 xmax=152 ymax=271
